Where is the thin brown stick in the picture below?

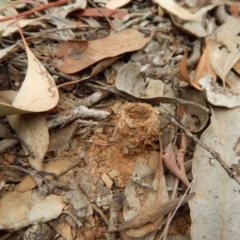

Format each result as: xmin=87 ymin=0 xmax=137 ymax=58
xmin=162 ymin=177 xmax=179 ymax=240
xmin=160 ymin=107 xmax=240 ymax=185
xmin=91 ymin=204 xmax=109 ymax=226
xmin=0 ymin=0 xmax=68 ymax=22
xmin=108 ymin=193 xmax=195 ymax=232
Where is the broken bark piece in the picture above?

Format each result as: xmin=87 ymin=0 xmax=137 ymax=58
xmin=108 ymin=193 xmax=195 ymax=232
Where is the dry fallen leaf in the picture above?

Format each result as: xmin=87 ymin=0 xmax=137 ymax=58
xmin=106 ymin=0 xmax=132 ymax=10
xmin=55 ymin=222 xmax=73 ymax=240
xmin=8 ymin=114 xmax=49 ymax=171
xmin=15 ymin=157 xmax=81 ymax=192
xmin=210 ymin=44 xmax=240 ymax=86
xmin=194 ymin=40 xmax=217 ymax=84
xmin=53 ymin=28 xmax=154 ymax=74
xmin=0 ymin=91 xmax=30 ymax=116
xmin=190 ymin=106 xmax=240 ymax=239
xmin=12 ymin=47 xmax=59 ymax=111
xmin=178 ymin=49 xmax=202 ymax=91
xmin=0 ymin=42 xmax=20 ymax=61
xmin=1 ymin=17 xmax=45 ymax=37
xmin=163 ymin=144 xmax=190 ymax=187
xmin=233 ymin=60 xmax=240 ymax=75
xmin=0 ymin=190 xmax=65 ymax=230
xmin=199 ymin=75 xmax=240 ymax=108
xmin=153 ymin=0 xmax=215 ymax=22
xmin=9 ymin=17 xmax=59 ymax=112
xmin=71 ymin=8 xmax=128 ymax=18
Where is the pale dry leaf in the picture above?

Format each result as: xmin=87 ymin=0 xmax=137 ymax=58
xmin=199 ymin=75 xmax=240 ymax=108
xmin=0 ymin=42 xmax=20 ymax=61
xmin=106 ymin=0 xmax=132 ymax=9
xmin=0 ymin=90 xmax=30 ymax=116
xmin=1 ymin=17 xmax=45 ymax=37
xmin=8 ymin=114 xmax=49 ymax=171
xmin=210 ymin=17 xmax=240 ymax=52
xmin=55 ymin=222 xmax=73 ymax=240
xmin=233 ymin=59 xmax=240 ymax=75
xmin=210 ymin=44 xmax=240 ymax=86
xmin=225 ymin=71 xmax=240 ymax=94
xmin=12 ymin=47 xmax=59 ymax=112
xmin=189 ymin=106 xmax=240 ymax=240
xmin=178 ymin=18 xmax=209 ymax=38
xmin=0 ymin=0 xmax=11 ymax=8
xmin=0 ymin=190 xmax=65 ymax=230
xmin=153 ymin=0 xmax=215 ymax=21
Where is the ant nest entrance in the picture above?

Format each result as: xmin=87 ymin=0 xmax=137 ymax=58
xmin=112 ymin=102 xmax=160 ymax=155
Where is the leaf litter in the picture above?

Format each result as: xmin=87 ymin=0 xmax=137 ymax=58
xmin=1 ymin=1 xmax=240 ymax=240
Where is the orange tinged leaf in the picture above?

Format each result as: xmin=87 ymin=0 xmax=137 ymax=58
xmin=53 ymin=28 xmax=154 ymax=74
xmin=178 ymin=48 xmax=202 ymax=91
xmin=71 ymin=8 xmax=128 ymax=18
xmin=194 ymin=40 xmax=217 ymax=85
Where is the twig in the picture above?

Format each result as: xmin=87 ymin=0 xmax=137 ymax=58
xmin=158 ymin=180 xmax=195 ymax=240
xmin=162 ymin=177 xmax=179 ymax=240
xmin=131 ymin=172 xmax=156 ymax=191
xmin=91 ymin=204 xmax=109 ymax=226
xmin=160 ymin=107 xmax=240 ymax=185
xmin=0 ymin=164 xmax=57 ymax=191
xmin=108 ymin=193 xmax=195 ymax=232
xmin=0 ymin=0 xmax=68 ymax=22
xmin=84 ymin=82 xmax=210 ymax=113
xmin=62 ymin=211 xmax=82 ymax=227
xmin=47 ymin=105 xmax=110 ymax=130
xmin=77 ymin=120 xmax=115 ymax=127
